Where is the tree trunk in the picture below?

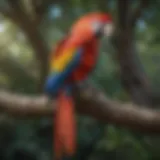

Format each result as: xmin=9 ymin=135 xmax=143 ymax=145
xmin=115 ymin=0 xmax=152 ymax=106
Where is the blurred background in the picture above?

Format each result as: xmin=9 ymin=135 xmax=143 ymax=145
xmin=0 ymin=0 xmax=160 ymax=160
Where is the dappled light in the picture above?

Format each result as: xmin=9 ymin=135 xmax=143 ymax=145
xmin=0 ymin=0 xmax=160 ymax=160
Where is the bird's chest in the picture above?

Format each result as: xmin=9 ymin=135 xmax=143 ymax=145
xmin=71 ymin=40 xmax=98 ymax=81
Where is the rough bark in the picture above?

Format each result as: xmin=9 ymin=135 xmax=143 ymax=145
xmin=0 ymin=87 xmax=160 ymax=134
xmin=115 ymin=0 xmax=153 ymax=105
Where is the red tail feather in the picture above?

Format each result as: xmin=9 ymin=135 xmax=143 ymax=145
xmin=54 ymin=91 xmax=76 ymax=159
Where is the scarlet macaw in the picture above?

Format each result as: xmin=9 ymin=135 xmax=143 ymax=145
xmin=44 ymin=12 xmax=113 ymax=159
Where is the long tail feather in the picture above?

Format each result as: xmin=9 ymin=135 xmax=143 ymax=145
xmin=54 ymin=91 xmax=76 ymax=160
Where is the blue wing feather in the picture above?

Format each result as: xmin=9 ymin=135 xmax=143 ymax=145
xmin=44 ymin=48 xmax=82 ymax=96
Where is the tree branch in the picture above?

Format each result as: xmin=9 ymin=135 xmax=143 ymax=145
xmin=0 ymin=87 xmax=160 ymax=134
xmin=1 ymin=0 xmax=49 ymax=91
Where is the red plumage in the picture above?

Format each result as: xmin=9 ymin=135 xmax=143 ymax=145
xmin=70 ymin=38 xmax=98 ymax=82
xmin=54 ymin=92 xmax=75 ymax=159
xmin=45 ymin=12 xmax=113 ymax=160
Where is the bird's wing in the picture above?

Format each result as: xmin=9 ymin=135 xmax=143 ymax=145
xmin=45 ymin=41 xmax=83 ymax=95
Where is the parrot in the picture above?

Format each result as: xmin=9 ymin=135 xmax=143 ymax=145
xmin=44 ymin=12 xmax=113 ymax=160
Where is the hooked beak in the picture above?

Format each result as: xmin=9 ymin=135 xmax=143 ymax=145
xmin=103 ymin=23 xmax=114 ymax=37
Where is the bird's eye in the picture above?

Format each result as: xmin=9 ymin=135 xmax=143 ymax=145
xmin=92 ymin=21 xmax=102 ymax=33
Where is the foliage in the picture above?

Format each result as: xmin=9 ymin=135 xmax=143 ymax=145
xmin=0 ymin=0 xmax=159 ymax=160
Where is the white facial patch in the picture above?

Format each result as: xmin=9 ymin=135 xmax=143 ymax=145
xmin=103 ymin=23 xmax=114 ymax=37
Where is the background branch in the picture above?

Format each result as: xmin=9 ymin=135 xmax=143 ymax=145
xmin=115 ymin=0 xmax=153 ymax=106
xmin=0 ymin=0 xmax=50 ymax=91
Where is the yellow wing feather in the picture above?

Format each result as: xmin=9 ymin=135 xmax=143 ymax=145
xmin=50 ymin=47 xmax=76 ymax=73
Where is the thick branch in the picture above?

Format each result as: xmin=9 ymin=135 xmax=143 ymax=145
xmin=0 ymin=87 xmax=160 ymax=134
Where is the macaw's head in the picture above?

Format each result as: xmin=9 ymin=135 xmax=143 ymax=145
xmin=70 ymin=12 xmax=114 ymax=41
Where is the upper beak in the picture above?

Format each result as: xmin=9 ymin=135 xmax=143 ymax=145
xmin=103 ymin=23 xmax=114 ymax=37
